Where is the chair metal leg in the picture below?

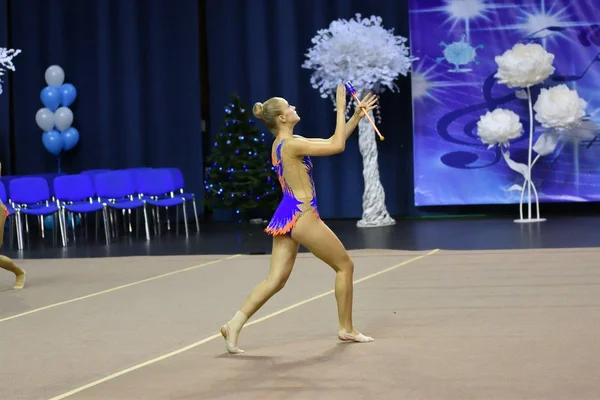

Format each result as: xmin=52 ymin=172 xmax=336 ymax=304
xmin=71 ymin=212 xmax=77 ymax=242
xmin=61 ymin=208 xmax=68 ymax=246
xmin=59 ymin=211 xmax=65 ymax=245
xmin=52 ymin=213 xmax=58 ymax=246
xmin=58 ymin=210 xmax=63 ymax=246
xmin=176 ymin=207 xmax=179 ymax=234
xmin=156 ymin=207 xmax=162 ymax=236
xmin=142 ymin=204 xmax=151 ymax=241
xmin=127 ymin=209 xmax=132 ymax=233
xmin=192 ymin=198 xmax=200 ymax=231
xmin=58 ymin=209 xmax=67 ymax=247
xmin=182 ymin=201 xmax=189 ymax=238
xmin=166 ymin=207 xmax=171 ymax=231
xmin=40 ymin=215 xmax=45 ymax=239
xmin=151 ymin=207 xmax=158 ymax=236
xmin=102 ymin=206 xmax=111 ymax=245
xmin=109 ymin=209 xmax=116 ymax=238
xmin=15 ymin=211 xmax=24 ymax=250
xmin=122 ymin=209 xmax=127 ymax=235
xmin=113 ymin=210 xmax=117 ymax=238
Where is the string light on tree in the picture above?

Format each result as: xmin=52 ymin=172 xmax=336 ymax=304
xmin=204 ymin=93 xmax=280 ymax=222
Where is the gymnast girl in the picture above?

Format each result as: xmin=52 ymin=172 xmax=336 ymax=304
xmin=221 ymin=84 xmax=378 ymax=353
xmin=0 ymin=164 xmax=26 ymax=290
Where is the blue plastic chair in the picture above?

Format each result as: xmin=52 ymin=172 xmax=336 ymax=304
xmin=121 ymin=168 xmax=164 ymax=235
xmin=165 ymin=167 xmax=200 ymax=231
xmin=135 ymin=168 xmax=189 ymax=237
xmin=0 ymin=175 xmax=22 ymax=199
xmin=38 ymin=172 xmax=66 ymax=198
xmin=54 ymin=174 xmax=110 ymax=245
xmin=94 ymin=170 xmax=150 ymax=241
xmin=81 ymin=170 xmax=112 ymax=195
xmin=9 ymin=177 xmax=65 ymax=249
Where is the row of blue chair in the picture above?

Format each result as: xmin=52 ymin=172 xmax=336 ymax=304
xmin=0 ymin=167 xmax=200 ymax=249
xmin=0 ymin=172 xmax=66 ymax=198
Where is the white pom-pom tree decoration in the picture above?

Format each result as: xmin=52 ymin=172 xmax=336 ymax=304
xmin=478 ymin=43 xmax=587 ymax=223
xmin=302 ymin=14 xmax=415 ymax=228
xmin=0 ymin=47 xmax=21 ymax=95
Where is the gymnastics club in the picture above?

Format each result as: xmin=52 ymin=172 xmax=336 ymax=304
xmin=344 ymin=81 xmax=384 ymax=141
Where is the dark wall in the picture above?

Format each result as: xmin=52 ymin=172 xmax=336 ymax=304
xmin=0 ymin=5 xmax=11 ymax=174
xmin=1 ymin=0 xmax=204 ymax=199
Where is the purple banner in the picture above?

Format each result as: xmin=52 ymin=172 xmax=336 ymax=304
xmin=409 ymin=0 xmax=600 ymax=205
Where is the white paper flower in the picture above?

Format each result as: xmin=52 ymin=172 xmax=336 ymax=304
xmin=533 ymin=84 xmax=587 ymax=131
xmin=477 ymin=108 xmax=523 ymax=147
xmin=0 ymin=47 xmax=21 ymax=94
xmin=494 ymin=43 xmax=555 ymax=88
xmin=302 ymin=13 xmax=416 ymax=109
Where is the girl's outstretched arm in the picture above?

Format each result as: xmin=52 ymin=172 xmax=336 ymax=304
xmin=286 ymin=84 xmax=348 ymax=157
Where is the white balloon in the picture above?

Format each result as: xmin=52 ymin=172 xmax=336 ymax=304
xmin=45 ymin=65 xmax=65 ymax=87
xmin=35 ymin=108 xmax=55 ymax=131
xmin=54 ymin=107 xmax=73 ymax=132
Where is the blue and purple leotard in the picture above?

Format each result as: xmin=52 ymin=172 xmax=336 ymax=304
xmin=265 ymin=139 xmax=320 ymax=236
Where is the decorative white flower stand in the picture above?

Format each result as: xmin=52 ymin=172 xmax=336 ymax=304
xmin=514 ymin=86 xmax=546 ymax=224
xmin=300 ymin=14 xmax=414 ymax=228
xmin=514 ymin=218 xmax=546 ymax=223
xmin=356 ymin=111 xmax=395 ymax=228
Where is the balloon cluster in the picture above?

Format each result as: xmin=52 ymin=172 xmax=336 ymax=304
xmin=35 ymin=65 xmax=79 ymax=158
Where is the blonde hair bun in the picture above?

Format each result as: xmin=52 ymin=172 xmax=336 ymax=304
xmin=252 ymin=102 xmax=264 ymax=119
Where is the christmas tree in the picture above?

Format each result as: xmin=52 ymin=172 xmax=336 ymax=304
xmin=204 ymin=93 xmax=280 ymax=221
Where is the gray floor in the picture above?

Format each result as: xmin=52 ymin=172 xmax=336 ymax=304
xmin=1 ymin=247 xmax=599 ymax=399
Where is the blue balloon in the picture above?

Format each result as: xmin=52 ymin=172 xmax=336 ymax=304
xmin=44 ymin=214 xmax=80 ymax=230
xmin=42 ymin=130 xmax=64 ymax=156
xmin=59 ymin=83 xmax=77 ymax=107
xmin=62 ymin=127 xmax=79 ymax=151
xmin=40 ymin=87 xmax=61 ymax=111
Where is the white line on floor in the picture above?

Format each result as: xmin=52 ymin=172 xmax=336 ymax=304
xmin=0 ymin=254 xmax=241 ymax=323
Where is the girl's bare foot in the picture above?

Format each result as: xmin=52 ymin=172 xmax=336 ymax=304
xmin=338 ymin=329 xmax=374 ymax=343
xmin=13 ymin=270 xmax=26 ymax=290
xmin=221 ymin=324 xmax=245 ymax=354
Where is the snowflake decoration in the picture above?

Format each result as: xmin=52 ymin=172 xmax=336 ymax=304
xmin=0 ymin=47 xmax=21 ymax=95
xmin=437 ymin=35 xmax=483 ymax=73
xmin=302 ymin=14 xmax=416 ymax=120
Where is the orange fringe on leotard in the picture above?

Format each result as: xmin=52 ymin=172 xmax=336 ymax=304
xmin=264 ymin=209 xmax=320 ymax=236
